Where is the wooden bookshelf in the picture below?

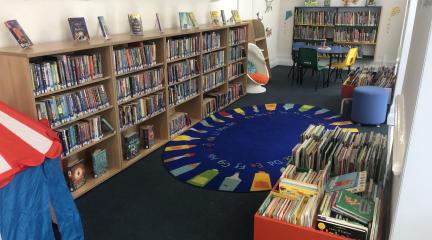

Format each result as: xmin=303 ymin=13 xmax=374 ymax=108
xmin=0 ymin=23 xmax=248 ymax=199
xmin=247 ymin=19 xmax=271 ymax=77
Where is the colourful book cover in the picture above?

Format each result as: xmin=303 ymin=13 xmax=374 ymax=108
xmin=326 ymin=172 xmax=359 ymax=192
xmin=210 ymin=11 xmax=221 ymax=25
xmin=4 ymin=20 xmax=33 ymax=48
xmin=128 ymin=13 xmax=144 ymax=35
xmin=231 ymin=10 xmax=241 ymax=23
xmin=92 ymin=149 xmax=108 ymax=178
xmin=334 ymin=190 xmax=375 ymax=224
xmin=179 ymin=12 xmax=191 ymax=30
xmin=188 ymin=12 xmax=199 ymax=28
xmin=97 ymin=16 xmax=110 ymax=39
xmin=68 ymin=17 xmax=90 ymax=41
xmin=67 ymin=158 xmax=87 ymax=192
xmin=123 ymin=131 xmax=140 ymax=160
xmin=140 ymin=125 xmax=155 ymax=149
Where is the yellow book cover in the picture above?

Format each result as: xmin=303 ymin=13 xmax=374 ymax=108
xmin=231 ymin=10 xmax=241 ymax=23
xmin=210 ymin=11 xmax=221 ymax=25
xmin=188 ymin=12 xmax=199 ymax=28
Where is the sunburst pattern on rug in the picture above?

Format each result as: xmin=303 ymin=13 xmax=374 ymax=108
xmin=162 ymin=103 xmax=357 ymax=192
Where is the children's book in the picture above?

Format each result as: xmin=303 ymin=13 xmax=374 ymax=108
xmin=92 ymin=149 xmax=108 ymax=178
xmin=221 ymin=10 xmax=227 ymax=25
xmin=210 ymin=11 xmax=221 ymax=25
xmin=179 ymin=12 xmax=191 ymax=30
xmin=332 ymin=190 xmax=375 ymax=224
xmin=67 ymin=158 xmax=87 ymax=191
xmin=326 ymin=171 xmax=367 ymax=193
xmin=156 ymin=13 xmax=164 ymax=33
xmin=188 ymin=12 xmax=199 ymax=28
xmin=4 ymin=20 xmax=33 ymax=48
xmin=231 ymin=10 xmax=241 ymax=23
xmin=68 ymin=17 xmax=90 ymax=41
xmin=97 ymin=16 xmax=110 ymax=40
xmin=128 ymin=13 xmax=144 ymax=35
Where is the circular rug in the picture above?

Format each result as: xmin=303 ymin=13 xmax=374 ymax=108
xmin=162 ymin=103 xmax=356 ymax=192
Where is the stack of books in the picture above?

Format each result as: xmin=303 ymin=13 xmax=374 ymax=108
xmin=205 ymin=91 xmax=227 ymax=110
xmin=168 ymin=59 xmax=200 ymax=85
xmin=203 ymin=98 xmax=217 ymax=117
xmin=229 ymin=45 xmax=246 ymax=62
xmin=336 ymin=11 xmax=379 ymax=26
xmin=294 ymin=26 xmax=327 ymax=40
xmin=228 ymin=62 xmax=244 ymax=79
xmin=167 ymin=36 xmax=200 ymax=60
xmin=35 ymin=85 xmax=110 ymax=127
xmin=168 ymin=78 xmax=199 ymax=106
xmin=116 ymin=68 xmax=164 ymax=103
xmin=344 ymin=66 xmax=396 ymax=88
xmin=30 ymin=53 xmax=103 ymax=96
xmin=294 ymin=9 xmax=335 ymax=25
xmin=113 ymin=42 xmax=157 ymax=75
xmin=202 ymin=50 xmax=225 ymax=73
xmin=227 ymin=82 xmax=244 ymax=103
xmin=202 ymin=32 xmax=221 ymax=52
xmin=229 ymin=26 xmax=247 ymax=45
xmin=334 ymin=28 xmax=377 ymax=43
xmin=56 ymin=115 xmax=104 ymax=156
xmin=169 ymin=112 xmax=191 ymax=136
xmin=119 ymin=92 xmax=165 ymax=129
xmin=203 ymin=69 xmax=225 ymax=91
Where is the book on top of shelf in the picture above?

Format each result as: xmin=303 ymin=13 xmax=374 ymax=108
xmin=67 ymin=158 xmax=87 ymax=192
xmin=68 ymin=17 xmax=90 ymax=41
xmin=92 ymin=148 xmax=108 ymax=178
xmin=4 ymin=20 xmax=33 ymax=49
xmin=221 ymin=10 xmax=227 ymax=25
xmin=210 ymin=11 xmax=221 ymax=25
xmin=179 ymin=12 xmax=192 ymax=30
xmin=156 ymin=13 xmax=164 ymax=33
xmin=128 ymin=13 xmax=144 ymax=35
xmin=188 ymin=12 xmax=199 ymax=28
xmin=231 ymin=10 xmax=241 ymax=23
xmin=140 ymin=125 xmax=155 ymax=149
xmin=97 ymin=16 xmax=110 ymax=40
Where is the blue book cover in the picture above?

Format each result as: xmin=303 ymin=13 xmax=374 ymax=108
xmin=179 ymin=12 xmax=191 ymax=30
xmin=92 ymin=149 xmax=108 ymax=178
xmin=326 ymin=172 xmax=359 ymax=192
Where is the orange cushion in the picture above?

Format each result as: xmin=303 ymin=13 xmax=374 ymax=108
xmin=250 ymin=73 xmax=269 ymax=85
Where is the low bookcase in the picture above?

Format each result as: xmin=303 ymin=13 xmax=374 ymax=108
xmin=0 ymin=23 xmax=249 ymax=198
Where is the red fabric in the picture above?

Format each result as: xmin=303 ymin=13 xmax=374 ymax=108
xmin=0 ymin=101 xmax=62 ymax=188
xmin=341 ymin=85 xmax=356 ymax=98
xmin=250 ymin=73 xmax=270 ymax=85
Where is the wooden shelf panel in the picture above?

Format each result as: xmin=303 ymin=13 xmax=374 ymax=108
xmin=294 ymin=24 xmax=334 ymax=27
xmin=169 ymin=118 xmax=200 ymax=139
xmin=118 ymin=86 xmax=165 ymax=105
xmin=115 ymin=63 xmax=164 ymax=78
xmin=168 ymin=74 xmax=201 ymax=87
xmin=202 ymin=46 xmax=227 ymax=54
xmin=169 ymin=93 xmax=201 ymax=108
xmin=229 ymin=41 xmax=248 ymax=47
xmin=63 ymin=131 xmax=117 ymax=159
xmin=52 ymin=105 xmax=114 ymax=130
xmin=167 ymin=53 xmax=201 ymax=64
xmin=203 ymin=65 xmax=225 ymax=75
xmin=34 ymin=76 xmax=111 ymax=98
xmin=228 ymin=57 xmax=247 ymax=65
xmin=120 ymin=108 xmax=166 ymax=133
xmin=228 ymin=73 xmax=247 ymax=82
xmin=203 ymin=81 xmax=226 ymax=93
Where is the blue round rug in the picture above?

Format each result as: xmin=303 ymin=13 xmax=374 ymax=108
xmin=162 ymin=103 xmax=356 ymax=192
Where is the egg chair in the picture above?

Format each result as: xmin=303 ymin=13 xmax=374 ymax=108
xmin=247 ymin=43 xmax=270 ymax=94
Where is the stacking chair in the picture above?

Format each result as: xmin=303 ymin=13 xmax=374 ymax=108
xmin=288 ymin=42 xmax=306 ymax=81
xmin=296 ymin=48 xmax=328 ymax=91
xmin=329 ymin=47 xmax=358 ymax=81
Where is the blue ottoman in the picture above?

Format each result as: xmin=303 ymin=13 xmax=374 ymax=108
xmin=351 ymin=86 xmax=389 ymax=125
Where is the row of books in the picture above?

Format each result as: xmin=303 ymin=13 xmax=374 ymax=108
xmin=202 ymin=50 xmax=225 ymax=73
xmin=116 ymin=68 xmax=164 ymax=103
xmin=293 ymin=125 xmax=387 ymax=182
xmin=57 ymin=115 xmax=106 ymax=157
xmin=35 ymin=85 xmax=110 ymax=127
xmin=336 ymin=11 xmax=379 ymax=26
xmin=294 ymin=10 xmax=335 ymax=26
xmin=67 ymin=149 xmax=109 ymax=191
xmin=203 ymin=97 xmax=218 ymax=117
xmin=227 ymin=83 xmax=244 ymax=104
xmin=229 ymin=45 xmax=246 ymax=62
xmin=228 ymin=62 xmax=245 ymax=79
xmin=202 ymin=32 xmax=222 ymax=52
xmin=334 ymin=28 xmax=377 ymax=43
xmin=167 ymin=36 xmax=201 ymax=61
xmin=294 ymin=26 xmax=327 ymax=40
xmin=169 ymin=112 xmax=191 ymax=136
xmin=118 ymin=92 xmax=165 ymax=129
xmin=113 ymin=43 xmax=157 ymax=75
xmin=205 ymin=91 xmax=227 ymax=111
xmin=168 ymin=78 xmax=199 ymax=106
xmin=168 ymin=59 xmax=200 ymax=85
xmin=122 ymin=125 xmax=155 ymax=160
xmin=31 ymin=53 xmax=104 ymax=96
xmin=344 ymin=66 xmax=396 ymax=88
xmin=229 ymin=27 xmax=247 ymax=46
xmin=203 ymin=69 xmax=225 ymax=92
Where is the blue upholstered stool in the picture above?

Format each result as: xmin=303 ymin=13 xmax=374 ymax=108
xmin=351 ymin=86 xmax=389 ymax=125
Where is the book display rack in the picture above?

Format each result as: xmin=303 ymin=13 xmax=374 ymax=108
xmin=0 ymin=23 xmax=248 ymax=199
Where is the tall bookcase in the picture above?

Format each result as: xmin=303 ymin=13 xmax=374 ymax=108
xmin=0 ymin=23 xmax=248 ymax=198
xmin=293 ymin=6 xmax=381 ymax=58
xmin=247 ymin=19 xmax=271 ymax=76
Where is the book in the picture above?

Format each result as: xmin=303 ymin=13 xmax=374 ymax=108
xmin=119 ymin=92 xmax=165 ymax=129
xmin=113 ymin=42 xmax=157 ymax=75
xmin=97 ymin=16 xmax=110 ymax=40
xmin=67 ymin=158 xmax=87 ymax=191
xmin=231 ymin=10 xmax=241 ymax=23
xmin=128 ymin=13 xmax=144 ymax=35
xmin=221 ymin=10 xmax=227 ymax=25
xmin=123 ymin=132 xmax=140 ymax=160
xmin=117 ymin=68 xmax=164 ymax=102
xmin=332 ymin=190 xmax=375 ymax=224
xmin=169 ymin=112 xmax=191 ymax=136
xmin=156 ymin=13 xmax=163 ymax=33
xmin=68 ymin=17 xmax=90 ymax=41
xmin=210 ymin=11 xmax=221 ymax=25
xmin=188 ymin=12 xmax=199 ymax=28
xmin=4 ymin=20 xmax=33 ymax=48
xmin=167 ymin=36 xmax=200 ymax=60
xmin=326 ymin=171 xmax=367 ymax=193
xmin=92 ymin=149 xmax=108 ymax=178
xmin=179 ymin=12 xmax=191 ymax=30
xmin=169 ymin=78 xmax=199 ymax=106
xmin=101 ymin=117 xmax=114 ymax=132
xmin=140 ymin=125 xmax=155 ymax=149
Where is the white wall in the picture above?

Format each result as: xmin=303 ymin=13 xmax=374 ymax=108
xmin=276 ymin=0 xmax=407 ymax=66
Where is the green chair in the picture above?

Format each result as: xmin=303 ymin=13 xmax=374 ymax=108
xmin=296 ymin=48 xmax=328 ymax=91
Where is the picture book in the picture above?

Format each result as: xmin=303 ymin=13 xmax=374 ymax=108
xmin=332 ymin=190 xmax=374 ymax=224
xmin=4 ymin=20 xmax=33 ymax=48
xmin=156 ymin=13 xmax=163 ymax=33
xmin=231 ymin=10 xmax=241 ymax=23
xmin=326 ymin=171 xmax=367 ymax=193
xmin=221 ymin=10 xmax=227 ymax=25
xmin=188 ymin=12 xmax=199 ymax=28
xmin=128 ymin=13 xmax=144 ymax=35
xmin=97 ymin=16 xmax=110 ymax=40
xmin=316 ymin=215 xmax=369 ymax=240
xmin=123 ymin=131 xmax=140 ymax=160
xmin=68 ymin=17 xmax=90 ymax=41
xmin=140 ymin=125 xmax=155 ymax=149
xmin=210 ymin=11 xmax=221 ymax=25
xmin=67 ymin=158 xmax=87 ymax=191
xmin=101 ymin=117 xmax=114 ymax=132
xmin=92 ymin=149 xmax=108 ymax=178
xmin=179 ymin=12 xmax=191 ymax=30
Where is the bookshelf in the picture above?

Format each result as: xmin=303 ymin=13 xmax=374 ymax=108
xmin=294 ymin=6 xmax=381 ymax=59
xmin=247 ymin=19 xmax=271 ymax=77
xmin=0 ymin=23 xmax=248 ymax=199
